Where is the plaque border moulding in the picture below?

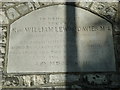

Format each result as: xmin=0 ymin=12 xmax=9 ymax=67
xmin=3 ymin=4 xmax=117 ymax=75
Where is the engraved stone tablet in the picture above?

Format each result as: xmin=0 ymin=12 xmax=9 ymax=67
xmin=7 ymin=5 xmax=116 ymax=73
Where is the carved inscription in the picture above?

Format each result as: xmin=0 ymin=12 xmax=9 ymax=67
xmin=7 ymin=5 xmax=116 ymax=73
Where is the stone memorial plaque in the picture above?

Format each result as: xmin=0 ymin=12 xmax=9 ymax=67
xmin=6 ymin=5 xmax=116 ymax=73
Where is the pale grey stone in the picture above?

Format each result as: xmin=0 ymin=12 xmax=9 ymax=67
xmin=3 ymin=80 xmax=11 ymax=86
xmin=3 ymin=3 xmax=15 ymax=7
xmin=108 ymin=2 xmax=118 ymax=10
xmin=0 ymin=60 xmax=2 ymax=68
xmin=26 ymin=2 xmax=34 ymax=10
xmin=0 ymin=3 xmax=2 ymax=8
xmin=49 ymin=74 xmax=66 ymax=83
xmin=49 ymin=74 xmax=79 ymax=83
xmin=54 ymin=86 xmax=69 ymax=89
xmin=0 ymin=75 xmax=2 ymax=90
xmin=6 ymin=8 xmax=20 ymax=20
xmin=0 ymin=47 xmax=5 ymax=54
xmin=39 ymin=2 xmax=53 ymax=6
xmin=105 ymin=7 xmax=116 ymax=17
xmin=22 ymin=76 xmax=31 ymax=87
xmin=33 ymin=2 xmax=40 ymax=9
xmin=2 ymin=37 xmax=6 ymax=44
xmin=0 ymin=10 xmax=9 ymax=24
xmin=0 ymin=58 xmax=3 ymax=70
xmin=7 ymin=5 xmax=115 ymax=73
xmin=91 ymin=2 xmax=116 ymax=18
xmin=16 ymin=4 xmax=29 ymax=15
xmin=91 ymin=3 xmax=106 ymax=13
xmin=0 ymin=27 xmax=2 ymax=44
xmin=0 ymin=58 xmax=4 ymax=62
xmin=55 ymin=86 xmax=67 ymax=88
xmin=79 ymin=2 xmax=91 ymax=8
xmin=31 ymin=75 xmax=45 ymax=85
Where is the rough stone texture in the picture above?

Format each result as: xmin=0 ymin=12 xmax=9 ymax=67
xmin=3 ymin=3 xmax=15 ymax=8
xmin=0 ymin=2 xmax=2 ymax=9
xmin=83 ymin=74 xmax=108 ymax=85
xmin=22 ymin=76 xmax=32 ymax=87
xmin=31 ymin=75 xmax=45 ymax=85
xmin=39 ymin=2 xmax=53 ymax=7
xmin=0 ymin=59 xmax=3 ymax=68
xmin=79 ymin=2 xmax=92 ymax=8
xmin=2 ymin=37 xmax=6 ymax=44
xmin=1 ymin=26 xmax=7 ymax=45
xmin=32 ymin=2 xmax=41 ymax=9
xmin=0 ymin=27 xmax=2 ymax=44
xmin=49 ymin=74 xmax=79 ymax=83
xmin=0 ymin=10 xmax=9 ymax=24
xmin=1 ymin=2 xmax=120 ymax=89
xmin=2 ymin=27 xmax=7 ymax=32
xmin=3 ymin=76 xmax=19 ymax=87
xmin=0 ymin=74 xmax=2 ymax=90
xmin=0 ymin=47 xmax=5 ymax=54
xmin=6 ymin=8 xmax=20 ymax=20
xmin=2 ymin=75 xmax=45 ymax=87
xmin=16 ymin=4 xmax=29 ymax=15
xmin=25 ymin=2 xmax=34 ymax=11
xmin=91 ymin=2 xmax=117 ymax=20
xmin=107 ymin=2 xmax=118 ymax=11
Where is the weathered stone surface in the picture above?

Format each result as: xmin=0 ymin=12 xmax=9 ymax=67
xmin=0 ymin=47 xmax=5 ymax=54
xmin=105 ymin=7 xmax=116 ymax=17
xmin=84 ymin=74 xmax=108 ymax=85
xmin=0 ymin=10 xmax=9 ymax=24
xmin=49 ymin=74 xmax=66 ymax=83
xmin=7 ymin=5 xmax=115 ymax=73
xmin=108 ymin=2 xmax=118 ymax=10
xmin=79 ymin=2 xmax=91 ymax=8
xmin=16 ymin=4 xmax=29 ymax=15
xmin=3 ymin=3 xmax=15 ymax=7
xmin=3 ymin=75 xmax=45 ymax=87
xmin=49 ymin=74 xmax=79 ymax=83
xmin=0 ymin=2 xmax=2 ymax=8
xmin=0 ymin=58 xmax=4 ymax=62
xmin=0 ymin=59 xmax=3 ymax=68
xmin=3 ymin=76 xmax=19 ymax=86
xmin=39 ymin=2 xmax=53 ymax=6
xmin=31 ymin=75 xmax=45 ymax=85
xmin=26 ymin=2 xmax=34 ymax=11
xmin=22 ymin=76 xmax=31 ymax=87
xmin=6 ymin=8 xmax=20 ymax=20
xmin=91 ymin=2 xmax=116 ymax=19
xmin=0 ymin=77 xmax=1 ymax=90
xmin=2 ymin=27 xmax=7 ymax=32
xmin=0 ymin=27 xmax=2 ymax=44
xmin=2 ymin=37 xmax=6 ymax=44
xmin=32 ymin=2 xmax=40 ymax=9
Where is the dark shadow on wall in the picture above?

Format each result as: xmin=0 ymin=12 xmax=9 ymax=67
xmin=65 ymin=2 xmax=117 ymax=90
xmin=65 ymin=2 xmax=80 ymax=88
xmin=65 ymin=2 xmax=80 ymax=73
